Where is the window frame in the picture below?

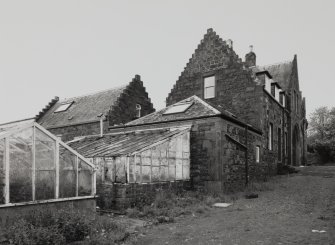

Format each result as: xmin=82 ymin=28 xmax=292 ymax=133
xmin=54 ymin=102 xmax=73 ymax=113
xmin=203 ymin=75 xmax=216 ymax=99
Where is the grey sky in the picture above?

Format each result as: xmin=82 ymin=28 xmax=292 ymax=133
xmin=0 ymin=0 xmax=334 ymax=124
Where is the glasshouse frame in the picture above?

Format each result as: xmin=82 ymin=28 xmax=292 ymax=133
xmin=0 ymin=122 xmax=96 ymax=207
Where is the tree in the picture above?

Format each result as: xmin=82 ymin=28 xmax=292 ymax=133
xmin=308 ymin=106 xmax=335 ymax=163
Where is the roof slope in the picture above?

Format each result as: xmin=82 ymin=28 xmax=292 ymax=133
xmin=126 ymin=95 xmax=221 ymax=126
xmin=254 ymin=60 xmax=293 ymax=91
xmin=38 ymin=86 xmax=127 ymax=128
xmin=68 ymin=127 xmax=190 ymax=158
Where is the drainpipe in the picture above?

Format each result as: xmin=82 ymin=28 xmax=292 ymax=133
xmin=245 ymin=125 xmax=249 ymax=186
xmin=98 ymin=114 xmax=105 ymax=137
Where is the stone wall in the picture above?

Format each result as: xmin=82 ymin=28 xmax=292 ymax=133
xmin=47 ymin=121 xmax=105 ymax=142
xmin=106 ymin=115 xmax=268 ymax=205
xmin=97 ymin=181 xmax=191 ymax=210
xmin=165 ymin=29 xmax=262 ymax=129
xmin=108 ymin=78 xmax=155 ymax=126
xmin=261 ymin=90 xmax=288 ymax=172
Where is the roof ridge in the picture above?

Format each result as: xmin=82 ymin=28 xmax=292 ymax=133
xmin=60 ymin=84 xmax=128 ymax=102
xmin=259 ymin=60 xmax=293 ymax=68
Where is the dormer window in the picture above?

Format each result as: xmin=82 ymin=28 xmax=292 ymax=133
xmin=204 ymin=76 xmax=215 ymax=99
xmin=54 ymin=102 xmax=73 ymax=113
xmin=136 ymin=104 xmax=142 ymax=118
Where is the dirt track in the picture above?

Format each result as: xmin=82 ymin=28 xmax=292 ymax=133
xmin=130 ymin=166 xmax=335 ymax=245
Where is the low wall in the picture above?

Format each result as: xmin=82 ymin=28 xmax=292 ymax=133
xmin=97 ymin=181 xmax=191 ymax=210
xmin=0 ymin=197 xmax=96 ymax=227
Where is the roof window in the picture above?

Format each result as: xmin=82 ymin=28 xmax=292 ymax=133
xmin=163 ymin=102 xmax=193 ymax=115
xmin=54 ymin=102 xmax=73 ymax=113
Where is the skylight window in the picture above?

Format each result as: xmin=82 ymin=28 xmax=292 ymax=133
xmin=163 ymin=103 xmax=193 ymax=115
xmin=54 ymin=102 xmax=73 ymax=113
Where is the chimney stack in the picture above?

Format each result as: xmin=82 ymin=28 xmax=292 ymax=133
xmin=245 ymin=45 xmax=256 ymax=67
xmin=226 ymin=39 xmax=233 ymax=49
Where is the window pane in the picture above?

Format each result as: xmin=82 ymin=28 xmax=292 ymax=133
xmin=0 ymin=139 xmax=4 ymax=204
xmin=115 ymin=157 xmax=126 ymax=183
xmin=152 ymin=166 xmax=160 ymax=182
xmin=204 ymin=86 xmax=215 ymax=99
xmin=204 ymin=76 xmax=215 ymax=87
xmin=9 ymin=128 xmax=33 ymax=203
xmin=59 ymin=146 xmax=77 ymax=198
xmin=128 ymin=156 xmax=135 ymax=183
xmin=78 ymin=159 xmax=92 ymax=196
xmin=142 ymin=166 xmax=151 ymax=183
xmin=160 ymin=166 xmax=168 ymax=181
xmin=176 ymin=159 xmax=183 ymax=180
xmin=182 ymin=163 xmax=190 ymax=180
xmin=54 ymin=102 xmax=72 ymax=112
xmin=163 ymin=103 xmax=192 ymax=115
xmin=35 ymin=128 xmax=56 ymax=200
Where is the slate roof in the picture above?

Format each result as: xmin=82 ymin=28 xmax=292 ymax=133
xmin=253 ymin=60 xmax=293 ymax=91
xmin=67 ymin=127 xmax=190 ymax=158
xmin=38 ymin=85 xmax=127 ymax=129
xmin=127 ymin=95 xmax=221 ymax=126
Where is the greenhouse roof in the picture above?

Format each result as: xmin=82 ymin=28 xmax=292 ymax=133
xmin=68 ymin=127 xmax=191 ymax=158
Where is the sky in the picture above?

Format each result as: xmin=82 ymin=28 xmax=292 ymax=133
xmin=0 ymin=0 xmax=334 ymax=124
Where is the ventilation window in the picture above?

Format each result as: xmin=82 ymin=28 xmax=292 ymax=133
xmin=163 ymin=102 xmax=193 ymax=115
xmin=204 ymin=76 xmax=215 ymax=99
xmin=54 ymin=102 xmax=73 ymax=113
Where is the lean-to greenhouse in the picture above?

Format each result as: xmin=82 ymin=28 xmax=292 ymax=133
xmin=68 ymin=127 xmax=191 ymax=209
xmin=0 ymin=121 xmax=96 ymax=207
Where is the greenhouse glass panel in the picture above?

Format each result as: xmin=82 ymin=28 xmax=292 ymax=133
xmin=115 ymin=157 xmax=126 ymax=183
xmin=128 ymin=156 xmax=135 ymax=183
xmin=151 ymin=166 xmax=160 ymax=182
xmin=168 ymin=163 xmax=176 ymax=180
xmin=0 ymin=139 xmax=4 ymax=204
xmin=9 ymin=128 xmax=33 ymax=203
xmin=35 ymin=128 xmax=56 ymax=200
xmin=160 ymin=166 xmax=168 ymax=181
xmin=59 ymin=146 xmax=77 ymax=198
xmin=152 ymin=149 xmax=160 ymax=166
xmin=78 ymin=159 xmax=92 ymax=196
xmin=176 ymin=159 xmax=183 ymax=180
xmin=141 ymin=166 xmax=151 ymax=183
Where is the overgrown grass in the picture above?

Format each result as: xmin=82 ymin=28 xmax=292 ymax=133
xmin=1 ymin=209 xmax=127 ymax=245
xmin=125 ymin=178 xmax=281 ymax=223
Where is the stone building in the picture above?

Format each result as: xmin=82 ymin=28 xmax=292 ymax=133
xmin=166 ymin=28 xmax=307 ymax=167
xmin=69 ymin=95 xmax=264 ymax=209
xmin=37 ymin=75 xmax=155 ymax=142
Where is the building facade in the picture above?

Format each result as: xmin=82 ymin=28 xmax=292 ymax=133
xmin=166 ymin=28 xmax=307 ymax=167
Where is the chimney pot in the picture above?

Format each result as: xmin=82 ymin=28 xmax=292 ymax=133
xmin=227 ymin=39 xmax=233 ymax=49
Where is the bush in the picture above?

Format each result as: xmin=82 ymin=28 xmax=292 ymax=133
xmin=55 ymin=209 xmax=91 ymax=242
xmin=5 ymin=219 xmax=65 ymax=245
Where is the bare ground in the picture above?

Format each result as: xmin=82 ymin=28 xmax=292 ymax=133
xmin=126 ymin=166 xmax=335 ymax=245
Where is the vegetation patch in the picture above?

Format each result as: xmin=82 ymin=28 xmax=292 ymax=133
xmin=0 ymin=209 xmax=127 ymax=245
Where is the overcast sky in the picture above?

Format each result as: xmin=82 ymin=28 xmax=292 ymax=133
xmin=0 ymin=0 xmax=334 ymax=124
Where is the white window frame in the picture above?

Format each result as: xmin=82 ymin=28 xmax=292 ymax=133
xmin=204 ymin=76 xmax=215 ymax=99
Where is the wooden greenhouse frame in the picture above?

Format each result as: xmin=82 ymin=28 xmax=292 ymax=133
xmin=0 ymin=121 xmax=96 ymax=207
